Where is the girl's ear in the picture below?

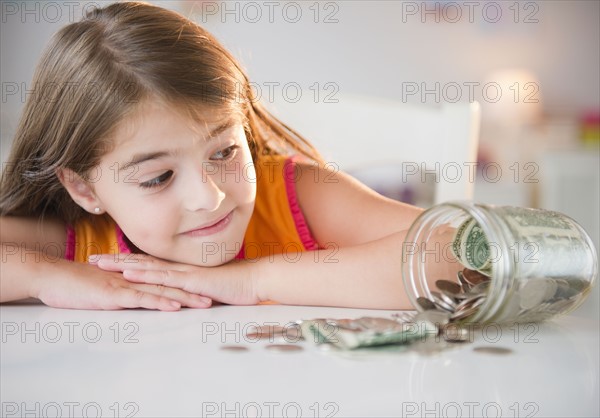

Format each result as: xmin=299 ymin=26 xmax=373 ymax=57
xmin=56 ymin=168 xmax=104 ymax=215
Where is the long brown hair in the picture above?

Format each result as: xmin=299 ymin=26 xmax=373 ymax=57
xmin=0 ymin=1 xmax=322 ymax=225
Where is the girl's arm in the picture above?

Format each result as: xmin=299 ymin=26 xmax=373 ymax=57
xmin=95 ymin=162 xmax=458 ymax=309
xmin=0 ymin=216 xmax=211 ymax=309
xmin=1 ymin=216 xmax=66 ymax=302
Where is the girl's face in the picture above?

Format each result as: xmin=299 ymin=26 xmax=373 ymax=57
xmin=91 ymin=100 xmax=256 ymax=266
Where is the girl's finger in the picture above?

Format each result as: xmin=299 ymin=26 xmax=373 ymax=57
xmin=91 ymin=253 xmax=185 ymax=272
xmin=131 ymin=283 xmax=212 ymax=308
xmin=122 ymin=269 xmax=193 ymax=292
xmin=112 ymin=287 xmax=183 ymax=311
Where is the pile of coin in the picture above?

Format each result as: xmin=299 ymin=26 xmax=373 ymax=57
xmin=418 ymin=267 xmax=590 ymax=324
xmin=495 ymin=277 xmax=590 ymax=323
xmin=417 ymin=268 xmax=491 ymax=323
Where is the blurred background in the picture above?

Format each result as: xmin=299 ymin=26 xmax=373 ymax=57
xmin=1 ymin=0 xmax=599 ymax=315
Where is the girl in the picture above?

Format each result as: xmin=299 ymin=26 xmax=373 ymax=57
xmin=0 ymin=1 xmax=431 ymax=311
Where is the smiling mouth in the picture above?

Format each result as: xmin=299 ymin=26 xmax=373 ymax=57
xmin=181 ymin=210 xmax=234 ymax=237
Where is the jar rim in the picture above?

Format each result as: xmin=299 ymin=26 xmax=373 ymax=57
xmin=402 ymin=201 xmax=516 ymax=323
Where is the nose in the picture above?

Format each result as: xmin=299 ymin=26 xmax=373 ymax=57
xmin=181 ymin=164 xmax=226 ymax=212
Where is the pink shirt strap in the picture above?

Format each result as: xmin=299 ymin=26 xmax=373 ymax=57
xmin=284 ymin=155 xmax=320 ymax=251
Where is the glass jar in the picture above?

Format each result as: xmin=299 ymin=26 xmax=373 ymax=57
xmin=402 ymin=202 xmax=598 ymax=324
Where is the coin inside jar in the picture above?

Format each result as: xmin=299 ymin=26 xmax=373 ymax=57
xmin=436 ymin=279 xmax=462 ymax=296
xmin=416 ymin=297 xmax=437 ymax=311
xmin=462 ymin=268 xmax=490 ymax=286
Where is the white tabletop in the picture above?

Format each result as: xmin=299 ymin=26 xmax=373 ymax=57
xmin=1 ymin=301 xmax=598 ymax=418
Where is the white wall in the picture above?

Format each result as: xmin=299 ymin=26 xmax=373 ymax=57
xmin=2 ymin=1 xmax=599 ymax=146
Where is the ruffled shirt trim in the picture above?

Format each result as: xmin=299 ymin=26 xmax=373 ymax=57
xmin=284 ymin=156 xmax=320 ymax=251
xmin=115 ymin=224 xmax=132 ymax=254
xmin=65 ymin=225 xmax=76 ymax=261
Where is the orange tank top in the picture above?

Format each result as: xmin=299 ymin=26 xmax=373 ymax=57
xmin=65 ymin=154 xmax=320 ymax=263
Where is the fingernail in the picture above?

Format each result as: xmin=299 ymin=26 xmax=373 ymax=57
xmin=88 ymin=254 xmax=101 ymax=263
xmin=170 ymin=301 xmax=181 ymax=309
xmin=199 ymin=297 xmax=212 ymax=306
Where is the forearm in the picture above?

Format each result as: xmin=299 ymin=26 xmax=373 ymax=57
xmin=0 ymin=245 xmax=47 ymax=302
xmin=254 ymin=232 xmax=407 ymax=309
xmin=254 ymin=230 xmax=459 ymax=310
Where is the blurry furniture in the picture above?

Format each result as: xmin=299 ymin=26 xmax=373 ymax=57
xmin=538 ymin=149 xmax=600 ymax=319
xmin=266 ymin=94 xmax=481 ymax=206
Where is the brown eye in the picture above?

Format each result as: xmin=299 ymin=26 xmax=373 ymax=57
xmin=211 ymin=145 xmax=239 ymax=161
xmin=139 ymin=171 xmax=173 ymax=189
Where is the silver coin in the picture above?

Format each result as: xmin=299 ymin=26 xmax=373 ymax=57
xmin=220 ymin=345 xmax=249 ymax=352
xmin=409 ymin=336 xmax=451 ymax=356
xmin=436 ymin=279 xmax=462 ymax=296
xmin=519 ymin=280 xmax=550 ymax=310
xmin=451 ymin=297 xmax=485 ymax=321
xmin=554 ymin=279 xmax=572 ymax=298
xmin=467 ymin=281 xmax=490 ymax=296
xmin=494 ymin=293 xmax=521 ymax=322
xmin=569 ymin=278 xmax=589 ymax=293
xmin=245 ymin=331 xmax=283 ymax=340
xmin=265 ymin=344 xmax=304 ymax=353
xmin=434 ymin=290 xmax=457 ymax=308
xmin=542 ymin=278 xmax=558 ymax=302
xmin=414 ymin=310 xmax=451 ymax=329
xmin=246 ymin=324 xmax=286 ymax=340
xmin=430 ymin=291 xmax=455 ymax=312
xmin=473 ymin=346 xmax=513 ymax=355
xmin=442 ymin=324 xmax=471 ymax=342
xmin=454 ymin=294 xmax=483 ymax=312
xmin=416 ymin=297 xmax=437 ymax=311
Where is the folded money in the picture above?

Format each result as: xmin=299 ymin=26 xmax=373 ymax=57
xmin=298 ymin=316 xmax=439 ymax=350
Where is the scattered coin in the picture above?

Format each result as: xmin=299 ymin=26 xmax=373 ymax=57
xmin=473 ymin=346 xmax=513 ymax=355
xmin=265 ymin=344 xmax=303 ymax=353
xmin=442 ymin=325 xmax=471 ymax=343
xmin=220 ymin=345 xmax=249 ymax=352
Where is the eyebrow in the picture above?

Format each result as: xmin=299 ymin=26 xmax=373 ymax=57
xmin=119 ymin=119 xmax=236 ymax=172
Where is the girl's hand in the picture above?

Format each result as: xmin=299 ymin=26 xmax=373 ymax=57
xmin=92 ymin=253 xmax=260 ymax=306
xmin=34 ymin=258 xmax=212 ymax=311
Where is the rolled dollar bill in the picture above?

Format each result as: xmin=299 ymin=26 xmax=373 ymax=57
xmin=453 ymin=207 xmax=594 ymax=278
